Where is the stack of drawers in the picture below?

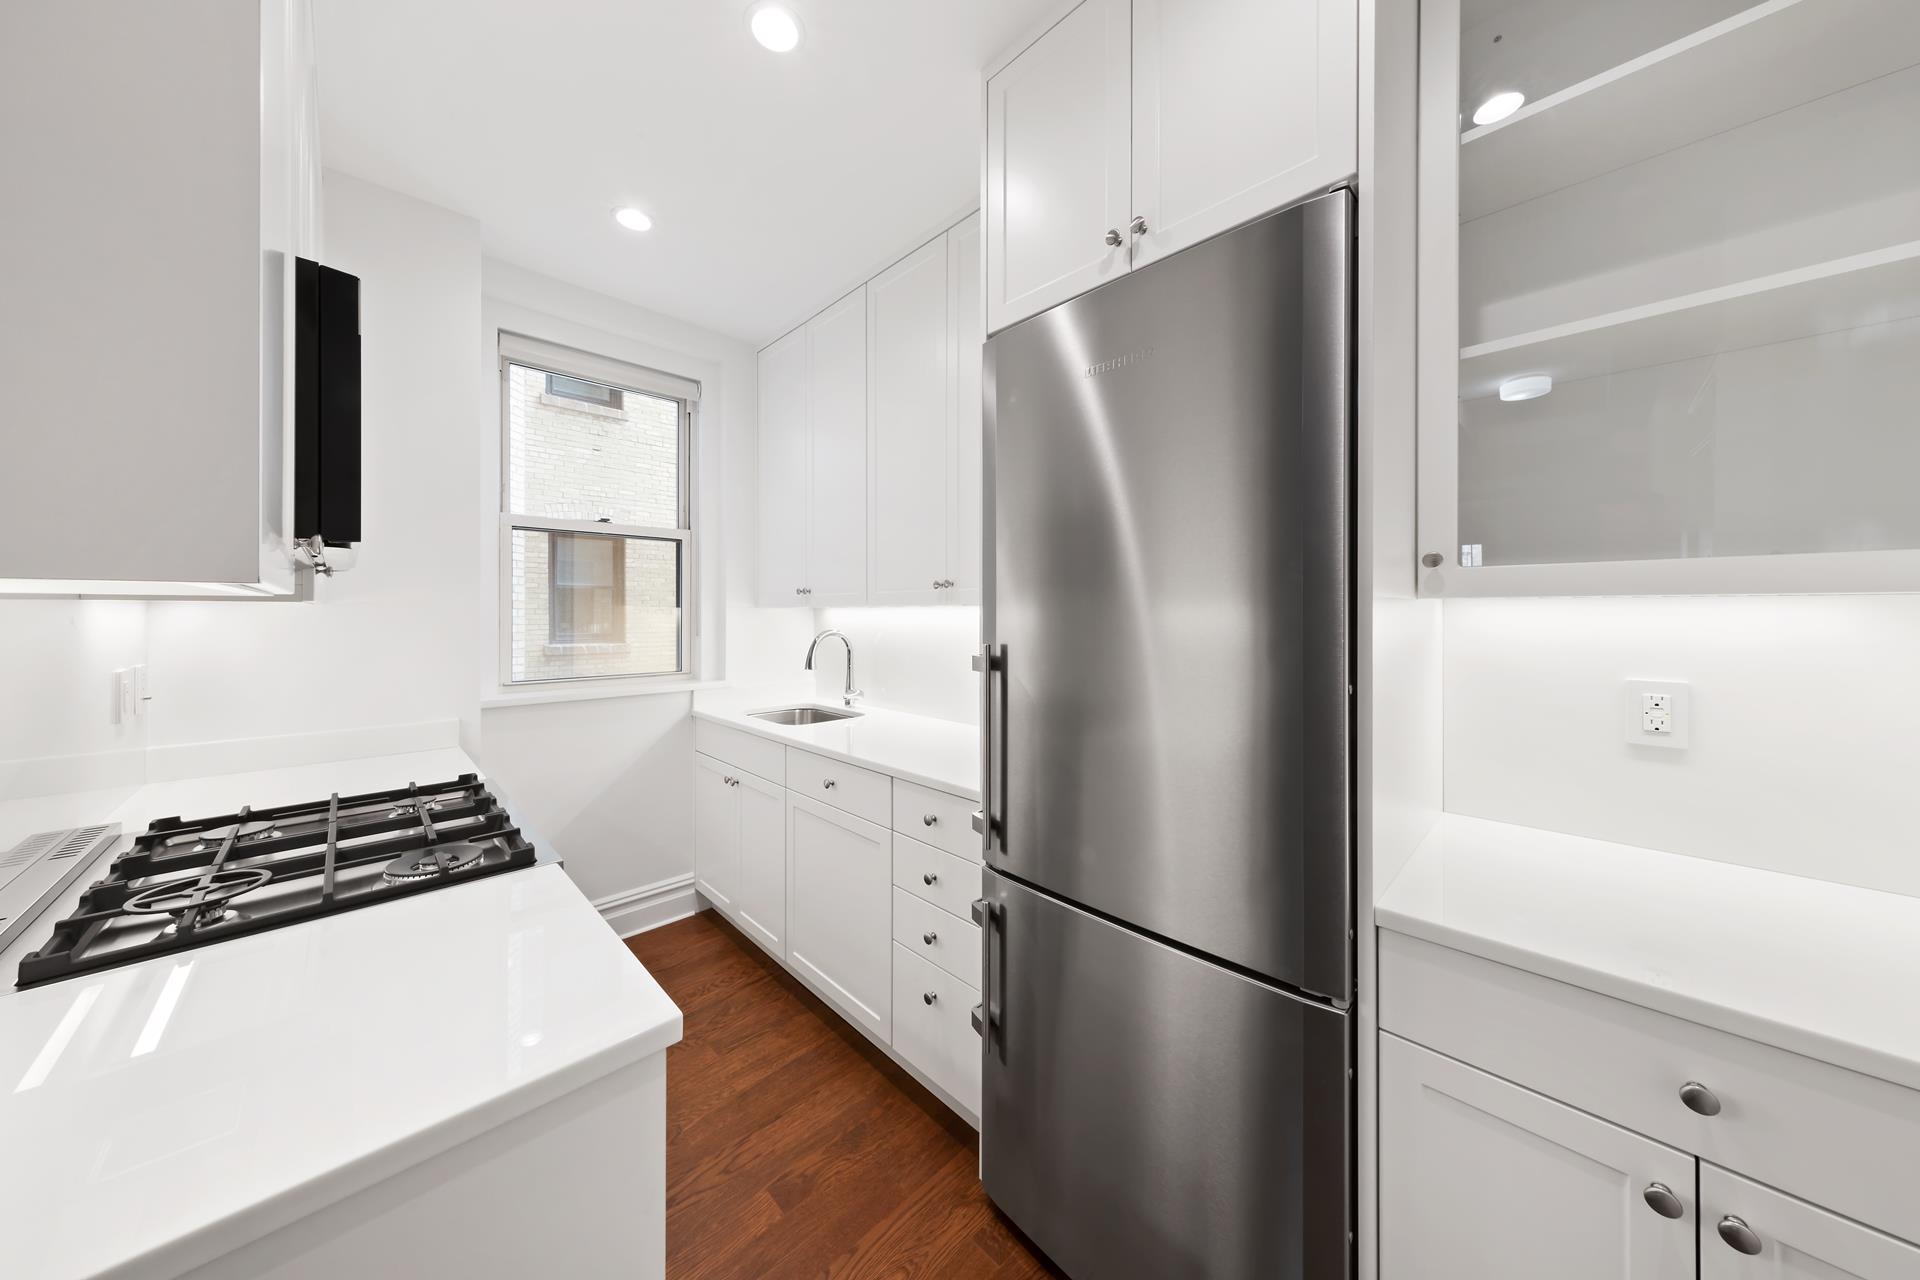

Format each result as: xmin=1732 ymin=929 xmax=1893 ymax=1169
xmin=889 ymin=780 xmax=984 ymax=1114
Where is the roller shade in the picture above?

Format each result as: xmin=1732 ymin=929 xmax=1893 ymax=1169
xmin=499 ymin=331 xmax=701 ymax=403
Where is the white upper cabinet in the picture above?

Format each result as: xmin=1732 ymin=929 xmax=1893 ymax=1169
xmin=757 ymin=328 xmax=811 ymax=606
xmin=0 ymin=0 xmax=319 ymax=596
xmin=984 ymin=0 xmax=1357 ymax=333
xmin=1130 ymin=0 xmax=1357 ymax=268
xmin=1417 ymin=0 xmax=1920 ymax=595
xmin=947 ymin=213 xmax=986 ymax=601
xmin=805 ymin=289 xmax=870 ymax=606
xmin=984 ymin=0 xmax=1133 ymax=334
xmin=868 ymin=237 xmax=953 ymax=606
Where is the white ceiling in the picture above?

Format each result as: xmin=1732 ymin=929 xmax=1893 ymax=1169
xmin=315 ymin=0 xmax=1049 ymax=344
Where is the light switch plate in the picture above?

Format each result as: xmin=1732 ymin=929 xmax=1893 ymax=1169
xmin=1623 ymin=680 xmax=1689 ymax=749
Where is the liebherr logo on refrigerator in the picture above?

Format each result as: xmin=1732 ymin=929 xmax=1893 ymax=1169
xmin=1084 ymin=347 xmax=1155 ymax=378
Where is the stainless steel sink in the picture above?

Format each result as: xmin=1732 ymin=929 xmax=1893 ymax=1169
xmin=750 ymin=706 xmax=862 ymax=726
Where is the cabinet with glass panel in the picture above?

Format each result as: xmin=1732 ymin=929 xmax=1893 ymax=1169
xmin=1415 ymin=0 xmax=1920 ymax=594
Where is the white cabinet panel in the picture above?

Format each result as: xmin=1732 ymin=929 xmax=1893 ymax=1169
xmin=1702 ymin=1164 xmax=1920 ymax=1280
xmin=805 ymin=288 xmax=869 ymax=606
xmin=984 ymin=0 xmax=1132 ymax=333
xmin=756 ymin=327 xmax=810 ymax=606
xmin=891 ymin=942 xmax=982 ymax=1119
xmin=868 ymin=236 xmax=952 ymax=606
xmin=733 ymin=771 xmax=786 ymax=959
xmin=947 ymin=212 xmax=985 ymax=601
xmin=1380 ymin=1033 xmax=1695 ymax=1280
xmin=786 ymin=794 xmax=892 ymax=1041
xmin=892 ymin=888 xmax=980 ymax=987
xmin=1131 ymin=0 xmax=1356 ymax=268
xmin=784 ymin=748 xmax=892 ymax=827
xmin=892 ymin=833 xmax=983 ymax=923
xmin=693 ymin=753 xmax=739 ymax=913
xmin=891 ymin=778 xmax=981 ymax=861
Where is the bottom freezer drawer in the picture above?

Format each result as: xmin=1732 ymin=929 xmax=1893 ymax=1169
xmin=980 ymin=870 xmax=1351 ymax=1280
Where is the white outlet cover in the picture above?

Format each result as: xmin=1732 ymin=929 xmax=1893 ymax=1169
xmin=1624 ymin=680 xmax=1689 ymax=749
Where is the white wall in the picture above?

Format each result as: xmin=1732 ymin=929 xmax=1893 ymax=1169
xmin=475 ymin=260 xmax=811 ymax=919
xmin=0 ymin=599 xmax=150 ymax=802
xmin=146 ymin=172 xmax=484 ymax=764
xmin=810 ymin=606 xmax=980 ymax=724
xmin=1444 ymin=594 xmax=1920 ymax=898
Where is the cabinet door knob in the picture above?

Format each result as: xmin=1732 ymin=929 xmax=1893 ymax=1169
xmin=1679 ymin=1081 xmax=1722 ymax=1116
xmin=923 ymin=991 xmax=937 ymax=1005
xmin=923 ymin=814 xmax=938 ymax=826
xmin=923 ymin=931 xmax=938 ymax=945
xmin=1717 ymin=1216 xmax=1763 ymax=1256
xmin=1104 ymin=228 xmax=1123 ymax=247
xmin=1642 ymin=1184 xmax=1684 ymax=1220
xmin=1129 ymin=215 xmax=1147 ymax=235
xmin=1421 ymin=552 xmax=1444 ymax=569
xmin=822 ymin=779 xmax=836 ymax=790
xmin=923 ymin=872 xmax=938 ymax=885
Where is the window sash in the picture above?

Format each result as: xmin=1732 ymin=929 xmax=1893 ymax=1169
xmin=498 ymin=334 xmax=697 ymax=687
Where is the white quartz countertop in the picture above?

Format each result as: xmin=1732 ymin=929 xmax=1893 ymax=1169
xmin=1378 ymin=814 xmax=1920 ymax=1095
xmin=693 ymin=691 xmax=980 ymax=801
xmin=0 ymin=751 xmax=680 ymax=1280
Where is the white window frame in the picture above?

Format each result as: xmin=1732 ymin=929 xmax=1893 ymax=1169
xmin=497 ymin=332 xmax=699 ymax=687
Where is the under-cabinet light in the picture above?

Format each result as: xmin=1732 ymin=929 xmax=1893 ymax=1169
xmin=749 ymin=3 xmax=802 ymax=52
xmin=1472 ymin=91 xmax=1526 ymax=126
xmin=1499 ymin=374 xmax=1554 ymax=402
xmin=613 ymin=207 xmax=653 ymax=232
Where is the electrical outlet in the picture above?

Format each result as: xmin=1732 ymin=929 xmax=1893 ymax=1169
xmin=113 ymin=669 xmax=136 ymax=724
xmin=1624 ymin=681 xmax=1689 ymax=750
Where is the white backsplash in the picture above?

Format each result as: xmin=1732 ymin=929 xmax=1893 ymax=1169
xmin=810 ymin=607 xmax=981 ymax=725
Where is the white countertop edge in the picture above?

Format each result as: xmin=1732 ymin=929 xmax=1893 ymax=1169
xmin=1375 ymin=815 xmax=1920 ymax=1097
xmin=690 ymin=705 xmax=981 ymax=802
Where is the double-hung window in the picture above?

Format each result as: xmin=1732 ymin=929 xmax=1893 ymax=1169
xmin=499 ymin=333 xmax=696 ymax=684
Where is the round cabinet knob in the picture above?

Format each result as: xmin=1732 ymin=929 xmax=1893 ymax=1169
xmin=1129 ymin=215 xmax=1148 ymax=235
xmin=922 ymin=872 xmax=939 ymax=886
xmin=1679 ymin=1081 xmax=1723 ymax=1116
xmin=1421 ymin=552 xmax=1445 ymax=569
xmin=923 ymin=814 xmax=938 ymax=827
xmin=822 ymin=779 xmax=836 ymax=790
xmin=922 ymin=991 xmax=937 ymax=1006
xmin=1717 ymin=1216 xmax=1764 ymax=1256
xmin=1642 ymin=1183 xmax=1684 ymax=1220
xmin=923 ymin=931 xmax=938 ymax=945
xmin=1104 ymin=228 xmax=1124 ymax=247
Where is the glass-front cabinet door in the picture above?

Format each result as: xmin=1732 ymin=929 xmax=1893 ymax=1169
xmin=1416 ymin=0 xmax=1920 ymax=593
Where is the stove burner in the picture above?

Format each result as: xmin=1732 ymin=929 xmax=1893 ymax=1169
xmin=163 ymin=904 xmax=245 ymax=934
xmin=122 ymin=867 xmax=274 ymax=924
xmin=389 ymin=800 xmax=440 ymax=819
xmin=382 ymin=842 xmax=486 ymax=883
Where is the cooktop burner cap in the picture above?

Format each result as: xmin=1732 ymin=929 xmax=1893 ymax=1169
xmin=382 ymin=842 xmax=486 ymax=884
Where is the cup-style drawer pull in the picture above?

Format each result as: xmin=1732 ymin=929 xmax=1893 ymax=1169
xmin=922 ymin=872 xmax=938 ymax=886
xmin=822 ymin=779 xmax=836 ymax=790
xmin=922 ymin=931 xmax=938 ymax=945
xmin=1642 ymin=1183 xmax=1684 ymax=1220
xmin=1717 ymin=1216 xmax=1763 ymax=1256
xmin=923 ymin=813 xmax=938 ymax=826
xmin=922 ymin=991 xmax=937 ymax=1005
xmin=1679 ymin=1081 xmax=1722 ymax=1116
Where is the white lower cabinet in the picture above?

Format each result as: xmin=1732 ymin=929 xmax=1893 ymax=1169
xmin=1700 ymin=1166 xmax=1920 ymax=1280
xmin=693 ymin=754 xmax=739 ymax=913
xmin=732 ymin=772 xmax=786 ymax=958
xmin=891 ymin=943 xmax=981 ymax=1116
xmin=786 ymin=793 xmax=893 ymax=1042
xmin=1381 ymin=1033 xmax=1696 ymax=1280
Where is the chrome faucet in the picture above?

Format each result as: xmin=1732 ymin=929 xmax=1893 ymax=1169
xmin=804 ymin=630 xmax=863 ymax=706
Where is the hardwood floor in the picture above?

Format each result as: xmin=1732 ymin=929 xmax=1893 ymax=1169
xmin=625 ymin=910 xmax=1060 ymax=1280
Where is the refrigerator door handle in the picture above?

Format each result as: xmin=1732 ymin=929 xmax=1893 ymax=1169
xmin=971 ymin=644 xmax=1004 ymax=857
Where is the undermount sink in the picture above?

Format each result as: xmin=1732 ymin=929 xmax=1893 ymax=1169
xmin=750 ymin=706 xmax=863 ymax=726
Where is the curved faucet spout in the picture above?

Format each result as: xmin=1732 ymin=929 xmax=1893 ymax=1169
xmin=804 ymin=630 xmax=862 ymax=706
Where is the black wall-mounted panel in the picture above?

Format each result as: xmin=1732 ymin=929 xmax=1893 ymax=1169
xmin=294 ymin=257 xmax=362 ymax=547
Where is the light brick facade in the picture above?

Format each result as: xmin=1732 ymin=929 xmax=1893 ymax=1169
xmin=506 ymin=364 xmax=684 ymax=681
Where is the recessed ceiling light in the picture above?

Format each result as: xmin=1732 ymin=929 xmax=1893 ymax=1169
xmin=1499 ymin=374 xmax=1553 ymax=402
xmin=1472 ymin=90 xmax=1526 ymax=126
xmin=749 ymin=3 xmax=802 ymax=53
xmin=612 ymin=207 xmax=653 ymax=233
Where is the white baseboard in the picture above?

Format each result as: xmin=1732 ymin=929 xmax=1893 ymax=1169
xmin=146 ymin=720 xmax=461 ymax=783
xmin=594 ymin=874 xmax=699 ymax=938
xmin=0 ymin=745 xmax=146 ymax=805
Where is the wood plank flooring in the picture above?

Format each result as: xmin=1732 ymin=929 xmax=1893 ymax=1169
xmin=626 ymin=910 xmax=1061 ymax=1280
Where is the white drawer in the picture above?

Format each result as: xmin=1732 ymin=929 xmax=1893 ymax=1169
xmin=785 ymin=748 xmax=890 ymax=826
xmin=892 ymin=833 xmax=982 ymax=922
xmin=1381 ymin=930 xmax=1920 ymax=1246
xmin=892 ymin=887 xmax=980 ymax=986
xmin=694 ymin=719 xmax=784 ymax=784
xmin=891 ymin=779 xmax=980 ymax=862
xmin=891 ymin=942 xmax=981 ymax=1119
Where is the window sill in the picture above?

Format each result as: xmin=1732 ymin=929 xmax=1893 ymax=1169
xmin=540 ymin=642 xmax=630 ymax=655
xmin=480 ymin=679 xmax=728 ymax=711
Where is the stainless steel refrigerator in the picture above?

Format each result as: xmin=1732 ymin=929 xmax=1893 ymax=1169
xmin=974 ymin=189 xmax=1354 ymax=1279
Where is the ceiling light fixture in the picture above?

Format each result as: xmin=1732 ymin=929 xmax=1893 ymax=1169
xmin=612 ymin=207 xmax=653 ymax=232
xmin=1472 ymin=90 xmax=1526 ymax=126
xmin=1499 ymin=374 xmax=1554 ymax=402
xmin=749 ymin=2 xmax=802 ymax=53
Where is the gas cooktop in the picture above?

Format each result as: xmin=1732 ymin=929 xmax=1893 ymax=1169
xmin=15 ymin=775 xmax=536 ymax=988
